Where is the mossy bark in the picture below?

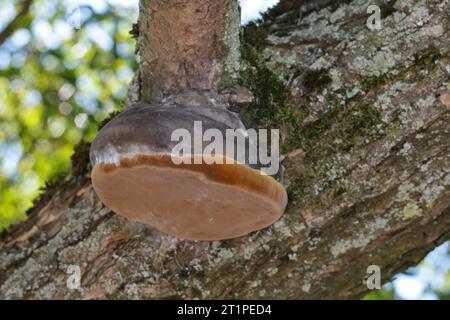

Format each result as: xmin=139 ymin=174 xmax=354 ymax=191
xmin=1 ymin=0 xmax=449 ymax=299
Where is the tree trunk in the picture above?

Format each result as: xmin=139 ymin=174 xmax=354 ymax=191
xmin=1 ymin=0 xmax=449 ymax=299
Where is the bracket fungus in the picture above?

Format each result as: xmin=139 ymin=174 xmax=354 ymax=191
xmin=90 ymin=104 xmax=287 ymax=240
xmin=89 ymin=0 xmax=287 ymax=240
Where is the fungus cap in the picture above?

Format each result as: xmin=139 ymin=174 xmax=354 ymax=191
xmin=90 ymin=104 xmax=287 ymax=240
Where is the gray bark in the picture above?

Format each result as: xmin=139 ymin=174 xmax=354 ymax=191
xmin=0 ymin=0 xmax=449 ymax=299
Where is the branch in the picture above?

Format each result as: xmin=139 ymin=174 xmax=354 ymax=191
xmin=0 ymin=0 xmax=32 ymax=46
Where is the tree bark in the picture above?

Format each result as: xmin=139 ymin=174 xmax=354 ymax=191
xmin=1 ymin=0 xmax=449 ymax=299
xmin=137 ymin=0 xmax=241 ymax=104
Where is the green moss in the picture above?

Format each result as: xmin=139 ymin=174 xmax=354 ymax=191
xmin=302 ymin=69 xmax=332 ymax=93
xmin=240 ymin=19 xmax=385 ymax=155
xmin=239 ymin=23 xmax=296 ymax=131
xmin=238 ymin=61 xmax=288 ymax=129
xmin=70 ymin=141 xmax=91 ymax=178
xmin=328 ymin=0 xmax=354 ymax=13
xmin=283 ymin=95 xmax=386 ymax=161
xmin=379 ymin=0 xmax=397 ymax=19
xmin=287 ymin=173 xmax=314 ymax=203
xmin=261 ymin=0 xmax=353 ymax=23
xmin=342 ymin=104 xmax=383 ymax=143
xmin=239 ymin=19 xmax=390 ymax=159
xmin=129 ymin=23 xmax=139 ymax=39
xmin=98 ymin=110 xmax=120 ymax=130
xmin=278 ymin=10 xmax=301 ymax=26
xmin=261 ymin=0 xmax=303 ymax=22
xmin=241 ymin=22 xmax=268 ymax=52
xmin=240 ymin=24 xmax=337 ymax=153
xmin=273 ymin=28 xmax=291 ymax=37
xmin=413 ymin=51 xmax=443 ymax=67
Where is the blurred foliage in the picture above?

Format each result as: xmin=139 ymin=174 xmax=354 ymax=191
xmin=0 ymin=0 xmax=138 ymax=231
xmin=364 ymin=287 xmax=395 ymax=300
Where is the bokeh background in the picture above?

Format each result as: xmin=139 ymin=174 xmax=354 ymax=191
xmin=0 ymin=0 xmax=448 ymax=299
